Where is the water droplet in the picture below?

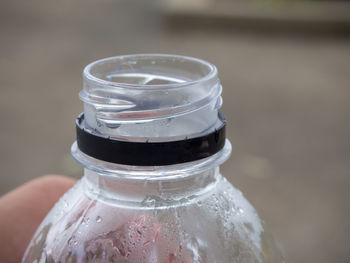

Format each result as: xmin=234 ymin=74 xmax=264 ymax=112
xmin=82 ymin=217 xmax=90 ymax=225
xmin=214 ymin=205 xmax=219 ymax=212
xmin=237 ymin=207 xmax=244 ymax=214
xmin=67 ymin=236 xmax=76 ymax=246
xmin=96 ymin=216 xmax=102 ymax=223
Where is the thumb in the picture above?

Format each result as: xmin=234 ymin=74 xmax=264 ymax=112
xmin=0 ymin=175 xmax=76 ymax=263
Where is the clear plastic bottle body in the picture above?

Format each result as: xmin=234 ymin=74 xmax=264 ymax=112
xmin=23 ymin=163 xmax=282 ymax=262
xmin=22 ymin=54 xmax=283 ymax=263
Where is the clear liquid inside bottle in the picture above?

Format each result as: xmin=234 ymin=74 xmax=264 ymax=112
xmin=22 ymin=54 xmax=284 ymax=263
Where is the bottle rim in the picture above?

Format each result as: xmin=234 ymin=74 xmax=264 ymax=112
xmin=83 ymin=54 xmax=217 ymax=90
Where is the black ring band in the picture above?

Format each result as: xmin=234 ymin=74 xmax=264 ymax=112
xmin=76 ymin=113 xmax=226 ymax=166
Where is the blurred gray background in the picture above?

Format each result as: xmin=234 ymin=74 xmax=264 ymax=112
xmin=1 ymin=0 xmax=350 ymax=262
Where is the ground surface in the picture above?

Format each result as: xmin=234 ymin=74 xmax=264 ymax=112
xmin=0 ymin=1 xmax=350 ymax=262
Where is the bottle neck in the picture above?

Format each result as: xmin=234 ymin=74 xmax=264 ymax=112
xmin=80 ymin=54 xmax=222 ymax=142
xmin=82 ymin=165 xmax=221 ymax=209
xmin=72 ymin=55 xmax=232 ymax=200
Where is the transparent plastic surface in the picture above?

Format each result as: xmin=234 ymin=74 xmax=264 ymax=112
xmin=80 ymin=54 xmax=222 ymax=141
xmin=22 ymin=54 xmax=284 ymax=263
xmin=23 ymin=162 xmax=283 ymax=263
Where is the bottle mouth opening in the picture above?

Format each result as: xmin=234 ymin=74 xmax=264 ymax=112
xmin=83 ymin=54 xmax=217 ymax=90
xmin=80 ymin=54 xmax=222 ymax=135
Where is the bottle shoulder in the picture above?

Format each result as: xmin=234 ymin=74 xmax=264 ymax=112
xmin=23 ymin=177 xmax=283 ymax=263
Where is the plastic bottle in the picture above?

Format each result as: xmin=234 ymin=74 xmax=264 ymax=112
xmin=22 ymin=54 xmax=283 ymax=263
